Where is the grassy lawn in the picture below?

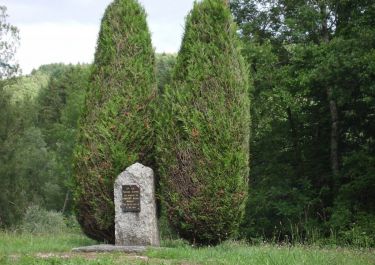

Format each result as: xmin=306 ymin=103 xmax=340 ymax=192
xmin=0 ymin=231 xmax=95 ymax=255
xmin=0 ymin=232 xmax=374 ymax=265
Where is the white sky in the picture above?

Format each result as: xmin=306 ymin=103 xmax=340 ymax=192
xmin=3 ymin=0 xmax=196 ymax=74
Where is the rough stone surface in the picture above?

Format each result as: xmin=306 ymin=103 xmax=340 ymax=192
xmin=114 ymin=163 xmax=160 ymax=246
xmin=72 ymin=245 xmax=146 ymax=253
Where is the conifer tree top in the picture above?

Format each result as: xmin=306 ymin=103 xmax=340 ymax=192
xmin=173 ymin=0 xmax=245 ymax=83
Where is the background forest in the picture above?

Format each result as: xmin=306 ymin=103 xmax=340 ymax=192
xmin=0 ymin=0 xmax=374 ymax=248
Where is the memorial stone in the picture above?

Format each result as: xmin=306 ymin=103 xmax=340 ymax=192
xmin=114 ymin=163 xmax=160 ymax=246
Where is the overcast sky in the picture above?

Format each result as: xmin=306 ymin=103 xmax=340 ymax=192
xmin=3 ymin=0 xmax=196 ymax=74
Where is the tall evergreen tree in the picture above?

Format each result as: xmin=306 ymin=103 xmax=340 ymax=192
xmin=156 ymin=0 xmax=250 ymax=245
xmin=73 ymin=0 xmax=156 ymax=243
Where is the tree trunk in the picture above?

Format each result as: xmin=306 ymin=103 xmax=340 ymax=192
xmin=327 ymin=88 xmax=339 ymax=177
xmin=286 ymin=107 xmax=304 ymax=178
xmin=62 ymin=191 xmax=69 ymax=214
xmin=321 ymin=5 xmax=340 ymax=181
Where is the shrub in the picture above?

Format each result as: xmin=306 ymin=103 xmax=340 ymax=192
xmin=156 ymin=0 xmax=250 ymax=245
xmin=73 ymin=0 xmax=156 ymax=243
xmin=20 ymin=205 xmax=67 ymax=234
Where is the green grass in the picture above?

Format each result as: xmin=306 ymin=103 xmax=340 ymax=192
xmin=0 ymin=231 xmax=95 ymax=255
xmin=0 ymin=232 xmax=374 ymax=265
xmin=149 ymin=241 xmax=375 ymax=265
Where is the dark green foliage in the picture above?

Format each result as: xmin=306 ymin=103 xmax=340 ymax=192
xmin=38 ymin=64 xmax=90 ymax=212
xmin=156 ymin=53 xmax=176 ymax=93
xmin=0 ymin=71 xmax=52 ymax=227
xmin=231 ymin=0 xmax=375 ymax=245
xmin=0 ymin=64 xmax=89 ymax=228
xmin=156 ymin=0 xmax=250 ymax=245
xmin=73 ymin=0 xmax=156 ymax=243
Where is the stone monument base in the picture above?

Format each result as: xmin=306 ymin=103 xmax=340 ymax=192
xmin=72 ymin=245 xmax=146 ymax=253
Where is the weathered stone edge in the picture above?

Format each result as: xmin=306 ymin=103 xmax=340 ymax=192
xmin=71 ymin=245 xmax=147 ymax=253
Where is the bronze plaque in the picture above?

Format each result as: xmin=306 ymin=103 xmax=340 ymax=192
xmin=122 ymin=185 xmax=140 ymax=212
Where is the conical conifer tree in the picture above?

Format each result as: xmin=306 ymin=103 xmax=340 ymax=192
xmin=156 ymin=0 xmax=251 ymax=245
xmin=73 ymin=0 xmax=156 ymax=243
